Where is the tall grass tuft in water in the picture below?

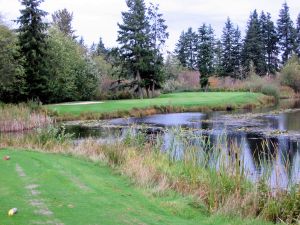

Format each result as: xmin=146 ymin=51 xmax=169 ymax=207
xmin=0 ymin=102 xmax=52 ymax=132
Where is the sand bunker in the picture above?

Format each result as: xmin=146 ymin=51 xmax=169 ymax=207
xmin=55 ymin=101 xmax=104 ymax=106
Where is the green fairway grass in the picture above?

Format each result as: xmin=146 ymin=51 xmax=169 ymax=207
xmin=47 ymin=92 xmax=269 ymax=116
xmin=0 ymin=149 xmax=274 ymax=225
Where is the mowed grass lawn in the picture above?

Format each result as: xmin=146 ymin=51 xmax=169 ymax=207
xmin=47 ymin=92 xmax=267 ymax=116
xmin=0 ymin=149 xmax=273 ymax=225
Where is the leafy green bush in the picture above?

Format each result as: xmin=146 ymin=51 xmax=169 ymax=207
xmin=280 ymin=55 xmax=300 ymax=92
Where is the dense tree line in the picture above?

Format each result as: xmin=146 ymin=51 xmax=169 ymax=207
xmin=0 ymin=0 xmax=100 ymax=103
xmin=1 ymin=0 xmax=300 ymax=103
xmin=175 ymin=2 xmax=300 ymax=86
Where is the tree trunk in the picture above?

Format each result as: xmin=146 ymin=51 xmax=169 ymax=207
xmin=151 ymin=82 xmax=155 ymax=98
xmin=146 ymin=87 xmax=150 ymax=98
xmin=136 ymin=70 xmax=143 ymax=99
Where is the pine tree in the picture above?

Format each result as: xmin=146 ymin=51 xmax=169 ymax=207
xmin=277 ymin=2 xmax=297 ymax=64
xmin=185 ymin=28 xmax=198 ymax=70
xmin=296 ymin=13 xmax=300 ymax=57
xmin=175 ymin=31 xmax=188 ymax=67
xmin=197 ymin=23 xmax=215 ymax=88
xmin=232 ymin=26 xmax=242 ymax=78
xmin=213 ymin=40 xmax=223 ymax=76
xmin=147 ymin=3 xmax=169 ymax=97
xmin=117 ymin=0 xmax=151 ymax=98
xmin=175 ymin=28 xmax=198 ymax=70
xmin=260 ymin=11 xmax=278 ymax=74
xmin=221 ymin=18 xmax=235 ymax=76
xmin=52 ymin=8 xmax=76 ymax=39
xmin=17 ymin=0 xmax=48 ymax=102
xmin=241 ymin=10 xmax=266 ymax=76
xmin=96 ymin=37 xmax=107 ymax=56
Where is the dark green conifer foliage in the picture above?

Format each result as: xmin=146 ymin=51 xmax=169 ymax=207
xmin=213 ymin=40 xmax=223 ymax=76
xmin=147 ymin=3 xmax=169 ymax=97
xmin=117 ymin=0 xmax=151 ymax=98
xmin=175 ymin=31 xmax=188 ymax=68
xmin=96 ymin=37 xmax=108 ymax=56
xmin=175 ymin=28 xmax=198 ymax=70
xmin=52 ymin=8 xmax=77 ymax=39
xmin=232 ymin=26 xmax=242 ymax=78
xmin=296 ymin=13 xmax=300 ymax=57
xmin=17 ymin=0 xmax=48 ymax=102
xmin=241 ymin=10 xmax=266 ymax=76
xmin=197 ymin=23 xmax=215 ymax=88
xmin=220 ymin=18 xmax=236 ymax=76
xmin=277 ymin=2 xmax=297 ymax=64
xmin=260 ymin=11 xmax=278 ymax=74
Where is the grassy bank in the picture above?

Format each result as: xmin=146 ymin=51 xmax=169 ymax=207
xmin=1 ymin=128 xmax=296 ymax=224
xmin=47 ymin=92 xmax=274 ymax=120
xmin=0 ymin=149 xmax=274 ymax=225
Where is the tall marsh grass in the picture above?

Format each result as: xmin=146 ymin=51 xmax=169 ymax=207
xmin=0 ymin=102 xmax=52 ymax=132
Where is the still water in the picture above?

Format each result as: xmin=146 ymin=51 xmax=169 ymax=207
xmin=65 ymin=100 xmax=300 ymax=188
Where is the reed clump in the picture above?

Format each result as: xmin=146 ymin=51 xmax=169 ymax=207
xmin=0 ymin=102 xmax=52 ymax=132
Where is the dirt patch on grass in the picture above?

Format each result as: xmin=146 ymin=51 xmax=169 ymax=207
xmin=16 ymin=164 xmax=26 ymax=177
xmin=16 ymin=164 xmax=64 ymax=224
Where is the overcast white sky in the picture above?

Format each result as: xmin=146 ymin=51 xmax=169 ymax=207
xmin=0 ymin=0 xmax=299 ymax=52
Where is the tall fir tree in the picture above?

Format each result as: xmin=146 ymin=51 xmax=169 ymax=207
xmin=17 ymin=0 xmax=48 ymax=102
xmin=241 ymin=10 xmax=266 ymax=76
xmin=52 ymin=8 xmax=77 ymax=39
xmin=175 ymin=31 xmax=188 ymax=68
xmin=213 ymin=39 xmax=223 ymax=76
xmin=117 ymin=0 xmax=151 ymax=98
xmin=277 ymin=2 xmax=297 ymax=64
xmin=175 ymin=28 xmax=198 ymax=70
xmin=221 ymin=18 xmax=235 ymax=76
xmin=260 ymin=11 xmax=279 ymax=74
xmin=96 ymin=37 xmax=108 ymax=56
xmin=147 ymin=3 xmax=169 ymax=97
xmin=184 ymin=28 xmax=198 ymax=70
xmin=197 ymin=23 xmax=215 ymax=88
xmin=296 ymin=13 xmax=300 ymax=57
xmin=232 ymin=26 xmax=242 ymax=78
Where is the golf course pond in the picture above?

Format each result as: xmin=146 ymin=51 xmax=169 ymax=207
xmin=61 ymin=99 xmax=300 ymax=189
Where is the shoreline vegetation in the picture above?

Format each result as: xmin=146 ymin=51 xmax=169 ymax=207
xmin=47 ymin=92 xmax=275 ymax=121
xmin=0 ymin=127 xmax=297 ymax=224
xmin=0 ymin=103 xmax=52 ymax=133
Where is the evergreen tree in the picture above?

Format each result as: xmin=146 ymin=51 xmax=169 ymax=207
xmin=96 ymin=37 xmax=107 ymax=56
xmin=147 ymin=3 xmax=169 ymax=96
xmin=221 ymin=18 xmax=235 ymax=76
xmin=197 ymin=23 xmax=215 ymax=88
xmin=277 ymin=2 xmax=297 ymax=64
xmin=213 ymin=40 xmax=223 ymax=76
xmin=175 ymin=28 xmax=198 ymax=70
xmin=184 ymin=28 xmax=198 ymax=70
xmin=232 ymin=26 xmax=242 ymax=78
xmin=175 ymin=31 xmax=188 ymax=67
xmin=260 ymin=11 xmax=278 ymax=74
xmin=52 ymin=8 xmax=76 ymax=39
xmin=17 ymin=0 xmax=48 ymax=102
xmin=117 ymin=0 xmax=151 ymax=98
xmin=241 ymin=10 xmax=266 ymax=76
xmin=296 ymin=13 xmax=300 ymax=57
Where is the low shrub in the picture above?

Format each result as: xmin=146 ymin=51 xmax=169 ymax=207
xmin=280 ymin=55 xmax=300 ymax=93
